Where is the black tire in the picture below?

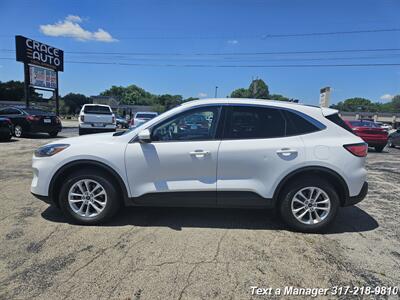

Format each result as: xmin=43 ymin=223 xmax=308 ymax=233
xmin=14 ymin=125 xmax=23 ymax=137
xmin=49 ymin=131 xmax=58 ymax=137
xmin=59 ymin=169 xmax=121 ymax=225
xmin=279 ymin=177 xmax=340 ymax=233
xmin=374 ymin=145 xmax=385 ymax=152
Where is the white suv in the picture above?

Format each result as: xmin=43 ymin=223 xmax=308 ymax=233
xmin=31 ymin=99 xmax=368 ymax=232
xmin=78 ymin=104 xmax=116 ymax=135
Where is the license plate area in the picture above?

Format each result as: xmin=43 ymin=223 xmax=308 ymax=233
xmin=43 ymin=119 xmax=51 ymax=123
xmin=92 ymin=123 xmax=105 ymax=127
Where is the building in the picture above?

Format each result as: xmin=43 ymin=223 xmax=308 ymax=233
xmin=339 ymin=111 xmax=400 ymax=127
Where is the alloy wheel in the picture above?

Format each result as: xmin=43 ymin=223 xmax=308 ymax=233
xmin=291 ymin=187 xmax=331 ymax=225
xmin=68 ymin=179 xmax=108 ymax=218
xmin=14 ymin=125 xmax=22 ymax=137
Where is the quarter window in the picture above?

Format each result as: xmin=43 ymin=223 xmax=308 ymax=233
xmin=283 ymin=110 xmax=321 ymax=135
xmin=151 ymin=106 xmax=220 ymax=141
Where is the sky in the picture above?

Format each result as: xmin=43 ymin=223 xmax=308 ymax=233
xmin=0 ymin=0 xmax=399 ymax=105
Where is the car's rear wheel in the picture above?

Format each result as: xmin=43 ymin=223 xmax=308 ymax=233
xmin=59 ymin=170 xmax=120 ymax=225
xmin=14 ymin=125 xmax=23 ymax=137
xmin=374 ymin=145 xmax=385 ymax=152
xmin=49 ymin=131 xmax=58 ymax=137
xmin=279 ymin=178 xmax=339 ymax=233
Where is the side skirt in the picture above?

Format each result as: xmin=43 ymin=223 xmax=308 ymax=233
xmin=127 ymin=191 xmax=274 ymax=209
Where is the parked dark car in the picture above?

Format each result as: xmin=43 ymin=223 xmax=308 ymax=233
xmin=0 ymin=107 xmax=62 ymax=137
xmin=0 ymin=117 xmax=13 ymax=141
xmin=115 ymin=115 xmax=129 ymax=129
xmin=345 ymin=120 xmax=388 ymax=152
xmin=388 ymin=128 xmax=400 ymax=148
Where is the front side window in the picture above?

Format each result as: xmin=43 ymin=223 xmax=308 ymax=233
xmin=224 ymin=106 xmax=286 ymax=139
xmin=151 ymin=106 xmax=220 ymax=141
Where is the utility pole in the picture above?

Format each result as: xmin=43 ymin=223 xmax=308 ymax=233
xmin=215 ymin=86 xmax=218 ymax=98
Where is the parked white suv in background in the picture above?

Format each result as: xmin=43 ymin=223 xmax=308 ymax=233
xmin=129 ymin=111 xmax=158 ymax=128
xmin=78 ymin=104 xmax=116 ymax=135
xmin=31 ymin=99 xmax=368 ymax=232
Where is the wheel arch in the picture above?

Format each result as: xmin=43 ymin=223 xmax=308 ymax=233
xmin=49 ymin=159 xmax=130 ymax=207
xmin=272 ymin=166 xmax=350 ymax=206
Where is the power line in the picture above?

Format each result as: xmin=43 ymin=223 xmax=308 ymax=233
xmin=2 ymin=47 xmax=400 ymax=57
xmin=0 ymin=28 xmax=399 ymax=40
xmin=1 ymin=57 xmax=399 ymax=68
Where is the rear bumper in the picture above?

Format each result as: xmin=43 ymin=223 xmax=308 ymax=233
xmin=30 ymin=124 xmax=62 ymax=133
xmin=344 ymin=182 xmax=368 ymax=206
xmin=359 ymin=136 xmax=388 ymax=146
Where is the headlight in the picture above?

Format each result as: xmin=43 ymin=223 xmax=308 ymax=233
xmin=34 ymin=144 xmax=70 ymax=157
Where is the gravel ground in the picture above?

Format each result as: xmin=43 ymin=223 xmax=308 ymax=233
xmin=0 ymin=130 xmax=399 ymax=299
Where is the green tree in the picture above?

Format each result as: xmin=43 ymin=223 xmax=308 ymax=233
xmin=230 ymin=79 xmax=275 ymax=99
xmin=392 ymin=95 xmax=400 ymax=111
xmin=270 ymin=94 xmax=290 ymax=101
xmin=248 ymin=79 xmax=269 ymax=99
xmin=62 ymin=93 xmax=91 ymax=114
xmin=230 ymin=88 xmax=250 ymax=98
xmin=331 ymin=98 xmax=375 ymax=112
xmin=157 ymin=94 xmax=183 ymax=111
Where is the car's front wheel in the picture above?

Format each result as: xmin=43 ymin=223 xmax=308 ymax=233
xmin=279 ymin=178 xmax=339 ymax=233
xmin=59 ymin=170 xmax=120 ymax=224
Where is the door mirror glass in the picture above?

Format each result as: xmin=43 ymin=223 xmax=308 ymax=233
xmin=138 ymin=129 xmax=151 ymax=143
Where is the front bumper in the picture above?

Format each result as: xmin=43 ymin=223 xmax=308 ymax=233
xmin=344 ymin=181 xmax=368 ymax=206
xmin=31 ymin=192 xmax=52 ymax=205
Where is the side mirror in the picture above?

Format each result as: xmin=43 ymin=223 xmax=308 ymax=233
xmin=138 ymin=129 xmax=151 ymax=143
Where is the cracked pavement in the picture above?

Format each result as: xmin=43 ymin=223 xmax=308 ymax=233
xmin=0 ymin=130 xmax=399 ymax=299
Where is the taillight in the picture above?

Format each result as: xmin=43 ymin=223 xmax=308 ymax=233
xmin=112 ymin=116 xmax=115 ymax=124
xmin=344 ymin=143 xmax=368 ymax=157
xmin=80 ymin=115 xmax=85 ymax=122
xmin=130 ymin=118 xmax=134 ymax=126
xmin=55 ymin=117 xmax=61 ymax=124
xmin=26 ymin=115 xmax=40 ymax=122
xmin=6 ymin=118 xmax=12 ymax=125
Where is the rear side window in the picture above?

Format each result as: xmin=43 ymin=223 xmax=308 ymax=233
xmin=224 ymin=106 xmax=286 ymax=139
xmin=283 ymin=110 xmax=321 ymax=135
xmin=326 ymin=113 xmax=353 ymax=133
xmin=83 ymin=105 xmax=112 ymax=115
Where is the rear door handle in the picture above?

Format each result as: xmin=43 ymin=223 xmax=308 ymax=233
xmin=276 ymin=148 xmax=298 ymax=155
xmin=190 ymin=150 xmax=210 ymax=157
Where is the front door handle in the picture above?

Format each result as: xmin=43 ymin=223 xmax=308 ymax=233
xmin=190 ymin=150 xmax=210 ymax=157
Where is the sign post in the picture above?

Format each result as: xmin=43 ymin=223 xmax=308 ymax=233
xmin=319 ymin=87 xmax=331 ymax=108
xmin=15 ymin=35 xmax=64 ymax=115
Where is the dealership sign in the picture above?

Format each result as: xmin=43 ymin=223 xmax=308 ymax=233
xmin=15 ymin=35 xmax=64 ymax=72
xmin=29 ymin=65 xmax=57 ymax=89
